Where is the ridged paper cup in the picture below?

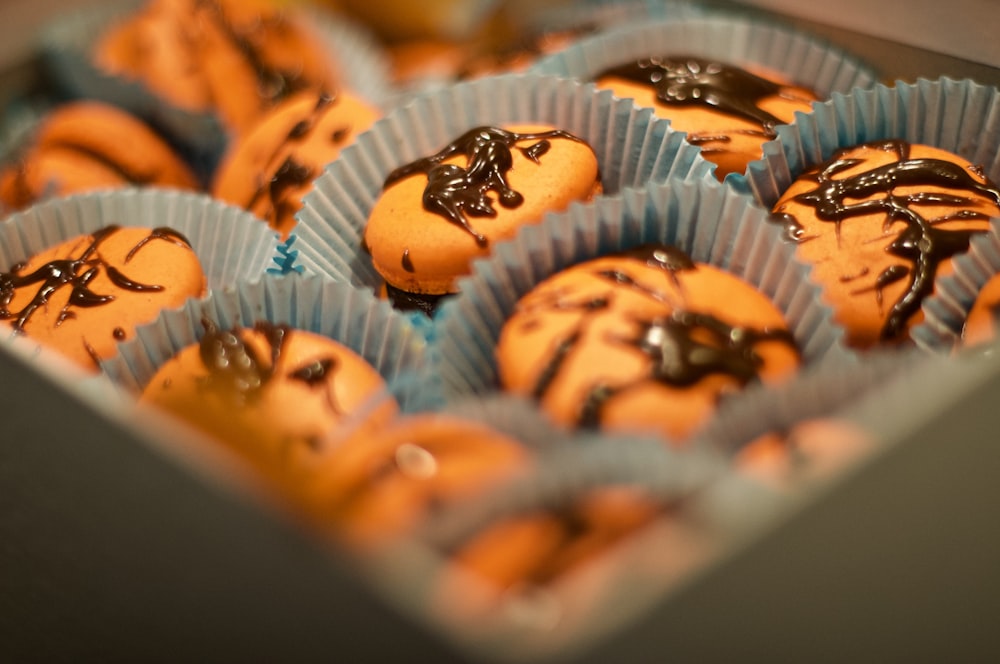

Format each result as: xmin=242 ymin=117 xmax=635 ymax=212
xmin=101 ymin=273 xmax=436 ymax=413
xmin=293 ymin=72 xmax=715 ymax=313
xmin=529 ymin=14 xmax=880 ymax=182
xmin=405 ymin=430 xmax=777 ymax=662
xmin=39 ymin=0 xmax=391 ymax=180
xmin=744 ymin=78 xmax=1000 ymax=352
xmin=433 ymin=176 xmax=852 ymax=438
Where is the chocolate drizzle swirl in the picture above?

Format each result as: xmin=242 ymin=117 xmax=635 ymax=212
xmin=517 ymin=244 xmax=798 ymax=428
xmin=382 ymin=126 xmax=587 ymax=247
xmin=0 ymin=226 xmax=190 ymax=334
xmin=197 ymin=320 xmax=344 ymax=414
xmin=245 ymin=94 xmax=341 ymax=229
xmin=772 ymin=139 xmax=1000 ymax=340
xmin=597 ymin=56 xmax=806 ymax=142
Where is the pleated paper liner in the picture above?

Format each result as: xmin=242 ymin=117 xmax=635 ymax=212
xmin=293 ymin=72 xmax=714 ymax=311
xmin=39 ymin=0 xmax=392 ymax=181
xmin=432 ymin=176 xmax=853 ymax=430
xmin=403 ymin=430 xmax=777 ymax=662
xmin=743 ymin=78 xmax=1000 ymax=352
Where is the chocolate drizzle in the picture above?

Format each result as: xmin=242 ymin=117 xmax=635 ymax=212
xmin=597 ymin=56 xmax=801 ymax=140
xmin=773 ymin=139 xmax=1000 ymax=340
xmin=197 ymin=320 xmax=344 ymax=415
xmin=382 ymin=126 xmax=587 ymax=246
xmin=0 ymin=226 xmax=187 ymax=334
xmin=518 ymin=244 xmax=798 ymax=428
xmin=245 ymin=94 xmax=340 ymax=229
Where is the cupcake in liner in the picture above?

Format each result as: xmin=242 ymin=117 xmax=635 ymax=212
xmin=39 ymin=0 xmax=392 ymax=180
xmin=99 ymin=273 xmax=437 ymax=514
xmin=432 ymin=176 xmax=852 ymax=443
xmin=744 ymin=78 xmax=1000 ymax=352
xmin=0 ymin=187 xmax=279 ymax=372
xmin=101 ymin=273 xmax=435 ymax=411
xmin=300 ymin=394 xmax=580 ymax=554
xmin=402 ymin=432 xmax=778 ymax=661
xmin=293 ymin=72 xmax=714 ymax=314
xmin=528 ymin=14 xmax=880 ymax=182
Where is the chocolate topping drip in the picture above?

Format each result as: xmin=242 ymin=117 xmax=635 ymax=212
xmin=198 ymin=319 xmax=287 ymax=400
xmin=519 ymin=244 xmax=798 ymax=428
xmin=597 ymin=56 xmax=791 ymax=138
xmin=773 ymin=139 xmax=1000 ymax=340
xmin=246 ymin=93 xmax=335 ymax=227
xmin=198 ymin=320 xmax=344 ymax=416
xmin=382 ymin=126 xmax=587 ymax=246
xmin=0 ymin=226 xmax=181 ymax=333
xmin=198 ymin=0 xmax=310 ymax=105
xmin=46 ymin=140 xmax=159 ymax=185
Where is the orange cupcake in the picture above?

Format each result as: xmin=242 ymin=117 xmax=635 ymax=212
xmin=94 ymin=0 xmax=336 ymax=136
xmin=301 ymin=413 xmax=532 ymax=549
xmin=364 ymin=124 xmax=601 ymax=313
xmin=212 ymin=90 xmax=381 ymax=237
xmin=0 ymin=225 xmax=206 ymax=372
xmin=595 ymin=56 xmax=818 ymax=179
xmin=496 ymin=244 xmax=801 ymax=441
xmin=0 ymin=102 xmax=199 ymax=211
xmin=140 ymin=320 xmax=397 ymax=487
xmin=771 ymin=139 xmax=1000 ymax=349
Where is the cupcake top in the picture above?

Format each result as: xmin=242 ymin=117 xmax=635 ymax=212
xmin=595 ymin=55 xmax=819 ymax=178
xmin=140 ymin=319 xmax=398 ymax=485
xmin=1 ymin=225 xmax=206 ymax=372
xmin=93 ymin=0 xmax=337 ymax=136
xmin=771 ymin=139 xmax=1000 ymax=348
xmin=364 ymin=123 xmax=601 ymax=311
xmin=212 ymin=90 xmax=381 ymax=237
xmin=0 ymin=101 xmax=200 ymax=211
xmin=496 ymin=243 xmax=801 ymax=440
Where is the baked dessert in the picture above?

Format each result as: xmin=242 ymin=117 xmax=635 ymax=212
xmin=595 ymin=56 xmax=819 ymax=178
xmin=496 ymin=244 xmax=801 ymax=440
xmin=0 ymin=101 xmax=199 ymax=211
xmin=962 ymin=271 xmax=1000 ymax=348
xmin=771 ymin=139 xmax=1000 ymax=349
xmin=302 ymin=413 xmax=532 ymax=549
xmin=94 ymin=0 xmax=336 ymax=136
xmin=448 ymin=485 xmax=664 ymax=599
xmin=0 ymin=225 xmax=206 ymax=372
xmin=212 ymin=90 xmax=380 ymax=237
xmin=140 ymin=320 xmax=397 ymax=486
xmin=735 ymin=418 xmax=873 ymax=490
xmin=364 ymin=124 xmax=601 ymax=314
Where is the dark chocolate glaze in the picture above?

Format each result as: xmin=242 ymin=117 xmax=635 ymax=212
xmin=773 ymin=139 xmax=1000 ymax=340
xmin=385 ymin=282 xmax=446 ymax=317
xmin=596 ymin=56 xmax=802 ymax=139
xmin=113 ymin=327 xmax=126 ymax=340
xmin=382 ymin=126 xmax=587 ymax=246
xmin=401 ymin=248 xmax=415 ymax=273
xmin=245 ymin=93 xmax=337 ymax=227
xmin=47 ymin=140 xmax=159 ymax=184
xmin=516 ymin=244 xmax=798 ymax=428
xmin=0 ymin=226 xmax=190 ymax=334
xmin=197 ymin=320 xmax=344 ymax=417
